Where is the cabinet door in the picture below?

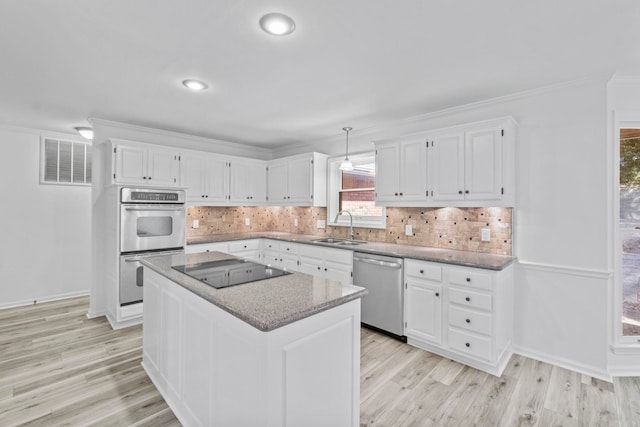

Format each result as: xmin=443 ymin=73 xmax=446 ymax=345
xmin=183 ymin=154 xmax=207 ymax=202
xmin=430 ymin=133 xmax=465 ymax=202
xmin=464 ymin=127 xmax=502 ymax=201
xmin=399 ymin=140 xmax=428 ymax=200
xmin=228 ymin=160 xmax=252 ymax=203
xmin=288 ymin=157 xmax=313 ymax=205
xmin=405 ymin=280 xmax=442 ymax=345
xmin=205 ymin=157 xmax=229 ymax=202
xmin=324 ymin=260 xmax=352 ymax=284
xmin=115 ymin=145 xmax=147 ymax=184
xmin=298 ymin=255 xmax=323 ymax=276
xmin=267 ymin=162 xmax=289 ymax=203
xmin=148 ymin=148 xmax=180 ymax=187
xmin=375 ymin=144 xmax=400 ymax=203
xmin=249 ymin=163 xmax=267 ymax=204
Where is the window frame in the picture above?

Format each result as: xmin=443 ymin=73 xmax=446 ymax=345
xmin=327 ymin=152 xmax=386 ymax=229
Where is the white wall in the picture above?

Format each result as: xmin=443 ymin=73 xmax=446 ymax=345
xmin=0 ymin=126 xmax=91 ymax=308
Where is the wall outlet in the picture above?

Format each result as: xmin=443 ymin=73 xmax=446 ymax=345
xmin=481 ymin=228 xmax=491 ymax=242
xmin=405 ymin=224 xmax=413 ymax=236
xmin=317 ymin=220 xmax=326 ymax=229
xmin=294 ymin=218 xmax=299 ymax=227
xmin=192 ymin=219 xmax=199 ymax=229
xmin=245 ymin=218 xmax=251 ymax=226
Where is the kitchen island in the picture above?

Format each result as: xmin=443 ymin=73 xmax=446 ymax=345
xmin=140 ymin=251 xmax=366 ymax=427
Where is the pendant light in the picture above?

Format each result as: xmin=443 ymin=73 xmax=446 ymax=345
xmin=339 ymin=127 xmax=354 ymax=171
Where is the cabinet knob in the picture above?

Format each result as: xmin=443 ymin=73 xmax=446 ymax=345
xmin=202 ymin=195 xmax=205 ymax=198
xmin=465 ymin=318 xmax=471 ymax=323
xmin=435 ymin=292 xmax=440 ymax=297
xmin=399 ymin=192 xmax=403 ymax=196
xmin=317 ymin=266 xmax=321 ymax=270
xmin=286 ymin=248 xmax=290 ymax=251
xmin=466 ymin=277 xmax=471 ymax=283
xmin=244 ymin=245 xmax=247 ymax=248
xmin=419 ymin=269 xmax=424 ymax=274
xmin=205 ymin=195 xmax=208 ymax=198
xmin=458 ymin=190 xmax=463 ymax=194
xmin=465 ymin=190 xmax=469 ymax=194
xmin=465 ymin=342 xmax=471 ymax=348
xmin=148 ymin=177 xmax=151 ymax=180
xmin=394 ymin=192 xmax=398 ymax=196
xmin=465 ymin=297 xmax=471 ymax=302
xmin=287 ymin=196 xmax=291 ymax=199
xmin=324 ymin=268 xmax=328 ymax=271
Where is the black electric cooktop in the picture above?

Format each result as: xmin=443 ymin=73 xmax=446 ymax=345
xmin=172 ymin=258 xmax=291 ymax=289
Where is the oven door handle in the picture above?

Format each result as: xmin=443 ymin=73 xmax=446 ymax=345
xmin=124 ymin=206 xmax=184 ymax=212
xmin=124 ymin=250 xmax=184 ymax=262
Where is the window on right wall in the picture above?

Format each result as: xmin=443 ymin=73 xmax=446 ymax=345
xmin=327 ymin=153 xmax=386 ymax=229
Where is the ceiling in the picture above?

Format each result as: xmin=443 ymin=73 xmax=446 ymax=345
xmin=1 ymin=1 xmax=639 ymax=149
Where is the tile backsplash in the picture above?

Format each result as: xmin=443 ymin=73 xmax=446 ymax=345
xmin=187 ymin=206 xmax=512 ymax=255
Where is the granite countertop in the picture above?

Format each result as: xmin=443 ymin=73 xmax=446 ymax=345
xmin=140 ymin=251 xmax=367 ymax=332
xmin=187 ymin=232 xmax=516 ymax=271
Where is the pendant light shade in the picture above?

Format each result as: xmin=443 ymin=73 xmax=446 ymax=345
xmin=339 ymin=127 xmax=353 ymax=171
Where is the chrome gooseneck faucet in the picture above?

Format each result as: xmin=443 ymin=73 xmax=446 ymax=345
xmin=334 ymin=210 xmax=354 ymax=240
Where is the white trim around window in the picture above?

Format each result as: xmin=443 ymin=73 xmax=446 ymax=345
xmin=327 ymin=152 xmax=386 ymax=229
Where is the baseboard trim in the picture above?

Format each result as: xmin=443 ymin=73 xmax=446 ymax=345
xmin=0 ymin=290 xmax=90 ymax=310
xmin=513 ymin=345 xmax=611 ymax=382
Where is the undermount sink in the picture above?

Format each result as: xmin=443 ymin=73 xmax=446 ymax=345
xmin=312 ymin=238 xmax=365 ymax=246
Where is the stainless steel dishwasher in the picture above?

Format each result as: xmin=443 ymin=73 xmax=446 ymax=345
xmin=353 ymin=252 xmax=405 ymax=340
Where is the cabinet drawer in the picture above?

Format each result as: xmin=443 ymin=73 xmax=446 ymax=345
xmin=448 ymin=329 xmax=492 ymax=361
xmin=324 ymin=248 xmax=352 ymax=265
xmin=405 ymin=260 xmax=442 ymax=282
xmin=228 ymin=239 xmax=260 ymax=252
xmin=297 ymin=243 xmax=321 ymax=258
xmin=449 ymin=306 xmax=492 ymax=336
xmin=263 ymin=240 xmax=280 ymax=251
xmin=449 ymin=268 xmax=493 ymax=291
xmin=186 ymin=242 xmax=228 ymax=254
xmin=449 ymin=287 xmax=492 ymax=312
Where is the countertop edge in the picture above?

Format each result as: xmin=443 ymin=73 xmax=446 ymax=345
xmin=187 ymin=232 xmax=516 ymax=271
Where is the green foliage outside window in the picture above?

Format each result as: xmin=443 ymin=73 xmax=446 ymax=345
xmin=620 ymin=138 xmax=640 ymax=186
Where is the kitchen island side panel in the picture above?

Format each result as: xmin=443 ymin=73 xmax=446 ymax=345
xmin=142 ymin=267 xmax=361 ymax=427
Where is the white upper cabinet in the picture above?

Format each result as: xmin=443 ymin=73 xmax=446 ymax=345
xmin=228 ymin=157 xmax=267 ymax=205
xmin=182 ymin=152 xmax=228 ymax=203
xmin=267 ymin=152 xmax=328 ymax=206
xmin=374 ymin=117 xmax=516 ymax=207
xmin=430 ymin=132 xmax=466 ymax=201
xmin=112 ymin=141 xmax=181 ymax=187
xmin=375 ymin=138 xmax=428 ymax=204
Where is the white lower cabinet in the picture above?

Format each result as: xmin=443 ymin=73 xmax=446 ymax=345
xmin=298 ymin=244 xmax=353 ymax=284
xmin=404 ymin=259 xmax=513 ymax=376
xmin=143 ymin=267 xmax=361 ymax=427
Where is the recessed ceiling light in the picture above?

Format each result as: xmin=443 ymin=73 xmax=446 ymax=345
xmin=182 ymin=79 xmax=208 ymax=91
xmin=259 ymin=13 xmax=295 ymax=36
xmin=74 ymin=127 xmax=93 ymax=140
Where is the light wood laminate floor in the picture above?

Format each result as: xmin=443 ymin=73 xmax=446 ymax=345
xmin=1 ymin=297 xmax=638 ymax=426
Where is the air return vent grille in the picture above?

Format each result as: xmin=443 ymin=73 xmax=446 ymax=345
xmin=40 ymin=137 xmax=92 ymax=185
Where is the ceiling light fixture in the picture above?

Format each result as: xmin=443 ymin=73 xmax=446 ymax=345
xmin=259 ymin=13 xmax=295 ymax=36
xmin=182 ymin=79 xmax=208 ymax=91
xmin=339 ymin=127 xmax=354 ymax=171
xmin=74 ymin=127 xmax=93 ymax=140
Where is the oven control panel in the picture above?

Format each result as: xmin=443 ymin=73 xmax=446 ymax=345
xmin=121 ymin=187 xmax=185 ymax=204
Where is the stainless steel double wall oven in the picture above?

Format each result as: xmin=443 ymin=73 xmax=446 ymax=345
xmin=119 ymin=188 xmax=186 ymax=306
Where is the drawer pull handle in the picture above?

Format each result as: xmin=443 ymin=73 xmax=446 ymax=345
xmin=435 ymin=292 xmax=440 ymax=297
xmin=420 ymin=269 xmax=424 ymax=274
xmin=465 ymin=318 xmax=471 ymax=323
xmin=466 ymin=277 xmax=471 ymax=283
xmin=465 ymin=297 xmax=471 ymax=302
xmin=465 ymin=342 xmax=470 ymax=348
xmin=317 ymin=266 xmax=321 ymax=270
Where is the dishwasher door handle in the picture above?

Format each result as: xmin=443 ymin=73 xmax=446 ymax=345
xmin=354 ymin=256 xmax=402 ymax=269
